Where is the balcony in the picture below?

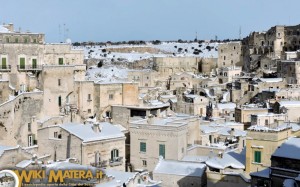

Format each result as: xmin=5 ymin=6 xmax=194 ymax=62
xmin=0 ymin=65 xmax=11 ymax=72
xmin=17 ymin=65 xmax=42 ymax=71
xmin=109 ymin=157 xmax=123 ymax=167
xmin=90 ymin=160 xmax=108 ymax=168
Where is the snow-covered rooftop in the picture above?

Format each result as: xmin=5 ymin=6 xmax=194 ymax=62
xmin=153 ymin=158 xmax=206 ymax=177
xmin=272 ymin=137 xmax=300 ymax=160
xmin=250 ymin=168 xmax=270 ymax=179
xmin=97 ymin=169 xmax=137 ymax=187
xmin=216 ymin=102 xmax=236 ymax=110
xmin=60 ymin=122 xmax=125 ymax=143
xmin=0 ymin=25 xmax=10 ymax=33
xmin=205 ymin=150 xmax=245 ymax=170
xmin=279 ymin=100 xmax=300 ymax=107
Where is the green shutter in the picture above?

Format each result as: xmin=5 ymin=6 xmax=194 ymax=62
xmin=254 ymin=151 xmax=261 ymax=163
xmin=20 ymin=58 xmax=25 ymax=69
xmin=59 ymin=58 xmax=64 ymax=65
xmin=159 ymin=144 xmax=165 ymax=158
xmin=2 ymin=58 xmax=6 ymax=69
xmin=32 ymin=59 xmax=37 ymax=69
xmin=140 ymin=142 xmax=146 ymax=152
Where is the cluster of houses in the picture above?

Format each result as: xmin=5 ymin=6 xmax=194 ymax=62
xmin=1 ymin=23 xmax=300 ymax=187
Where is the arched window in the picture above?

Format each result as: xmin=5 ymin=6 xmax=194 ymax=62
xmin=111 ymin=149 xmax=119 ymax=160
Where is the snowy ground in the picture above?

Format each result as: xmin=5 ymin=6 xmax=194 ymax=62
xmin=85 ymin=65 xmax=129 ymax=83
xmin=73 ymin=42 xmax=219 ymax=63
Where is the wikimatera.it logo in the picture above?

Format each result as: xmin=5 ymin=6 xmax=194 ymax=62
xmin=0 ymin=168 xmax=105 ymax=187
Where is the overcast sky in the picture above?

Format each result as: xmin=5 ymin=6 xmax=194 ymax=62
xmin=1 ymin=0 xmax=300 ymax=42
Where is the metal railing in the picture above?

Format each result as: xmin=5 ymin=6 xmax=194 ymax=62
xmin=0 ymin=65 xmax=11 ymax=71
xmin=109 ymin=157 xmax=123 ymax=167
xmin=17 ymin=65 xmax=42 ymax=71
xmin=90 ymin=160 xmax=108 ymax=168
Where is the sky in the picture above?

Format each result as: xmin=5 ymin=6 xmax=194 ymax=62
xmin=1 ymin=0 xmax=300 ymax=43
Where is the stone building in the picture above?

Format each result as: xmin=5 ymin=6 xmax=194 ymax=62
xmin=38 ymin=119 xmax=126 ymax=171
xmin=129 ymin=114 xmax=200 ymax=172
xmin=217 ymin=42 xmax=242 ymax=68
xmin=250 ymin=113 xmax=287 ymax=126
xmin=251 ymin=137 xmax=300 ymax=187
xmin=127 ymin=69 xmax=159 ymax=88
xmin=174 ymin=95 xmax=209 ymax=116
xmin=242 ymin=24 xmax=300 ymax=72
xmin=217 ymin=66 xmax=242 ymax=84
xmin=245 ymin=123 xmax=300 ymax=174
xmin=153 ymin=57 xmax=200 ymax=78
xmin=235 ymin=104 xmax=269 ymax=128
xmin=277 ymin=60 xmax=300 ymax=84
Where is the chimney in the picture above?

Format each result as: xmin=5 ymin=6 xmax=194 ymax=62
xmin=230 ymin=128 xmax=235 ymax=136
xmin=92 ymin=122 xmax=102 ymax=133
xmin=147 ymin=114 xmax=154 ymax=124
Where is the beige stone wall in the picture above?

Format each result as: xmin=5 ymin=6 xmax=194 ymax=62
xmin=0 ymin=92 xmax=43 ymax=146
xmin=127 ymin=70 xmax=159 ymax=87
xmin=0 ymin=147 xmax=33 ymax=168
xmin=0 ymin=81 xmax=11 ymax=104
xmin=153 ymin=57 xmax=200 ymax=78
xmin=207 ymin=171 xmax=250 ymax=187
xmin=38 ymin=125 xmax=126 ymax=171
xmin=218 ymin=42 xmax=242 ymax=68
xmin=130 ymin=125 xmax=188 ymax=172
xmin=245 ymin=129 xmax=291 ymax=173
xmin=40 ymin=66 xmax=76 ymax=117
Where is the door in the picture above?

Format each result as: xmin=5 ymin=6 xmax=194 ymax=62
xmin=32 ymin=59 xmax=37 ymax=69
xmin=20 ymin=58 xmax=25 ymax=69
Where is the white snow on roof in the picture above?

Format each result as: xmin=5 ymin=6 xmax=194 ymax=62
xmin=259 ymin=78 xmax=283 ymax=83
xmin=16 ymin=160 xmax=32 ymax=168
xmin=0 ymin=25 xmax=10 ymax=33
xmin=272 ymin=137 xmax=300 ymax=160
xmin=200 ymin=124 xmax=246 ymax=136
xmin=221 ymin=91 xmax=230 ymax=103
xmin=279 ymin=100 xmax=300 ymax=107
xmin=97 ymin=169 xmax=137 ymax=187
xmin=248 ymin=123 xmax=298 ymax=132
xmin=205 ymin=151 xmax=245 ymax=170
xmin=181 ymin=155 xmax=209 ymax=163
xmin=250 ymin=168 xmax=270 ymax=178
xmin=0 ymin=145 xmax=16 ymax=157
xmin=153 ymin=158 xmax=206 ymax=177
xmin=60 ymin=122 xmax=125 ymax=143
xmin=216 ymin=102 xmax=236 ymax=110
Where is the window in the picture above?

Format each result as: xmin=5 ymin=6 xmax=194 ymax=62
xmin=223 ymin=62 xmax=225 ymax=66
xmin=58 ymin=96 xmax=62 ymax=107
xmin=88 ymin=109 xmax=91 ymax=113
xmin=28 ymin=135 xmax=33 ymax=147
xmin=19 ymin=58 xmax=25 ymax=69
xmin=159 ymin=144 xmax=165 ymax=158
xmin=265 ymin=119 xmax=268 ymax=126
xmin=111 ymin=149 xmax=119 ymax=161
xmin=254 ymin=151 xmax=261 ymax=163
xmin=140 ymin=142 xmax=146 ymax=153
xmin=109 ymin=94 xmax=113 ymax=100
xmin=142 ymin=160 xmax=147 ymax=166
xmin=1 ymin=58 xmax=7 ymax=69
xmin=58 ymin=58 xmax=64 ymax=65
xmin=88 ymin=94 xmax=91 ymax=101
xmin=54 ymin=132 xmax=58 ymax=138
xmin=33 ymin=39 xmax=37 ymax=43
xmin=224 ymin=56 xmax=226 ymax=60
xmin=28 ymin=123 xmax=31 ymax=132
xmin=24 ymin=38 xmax=28 ymax=43
xmin=15 ymin=38 xmax=18 ymax=43
xmin=6 ymin=37 xmax=9 ymax=43
xmin=32 ymin=59 xmax=37 ymax=69
xmin=58 ymin=79 xmax=61 ymax=86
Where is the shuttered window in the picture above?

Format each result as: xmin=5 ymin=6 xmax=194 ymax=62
xmin=1 ymin=58 xmax=6 ymax=69
xmin=140 ymin=142 xmax=146 ymax=152
xmin=159 ymin=144 xmax=165 ymax=158
xmin=59 ymin=58 xmax=64 ymax=65
xmin=254 ymin=151 xmax=261 ymax=163
xmin=20 ymin=58 xmax=25 ymax=69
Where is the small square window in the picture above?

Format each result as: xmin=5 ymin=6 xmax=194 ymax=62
xmin=88 ymin=109 xmax=91 ymax=113
xmin=109 ymin=94 xmax=113 ymax=100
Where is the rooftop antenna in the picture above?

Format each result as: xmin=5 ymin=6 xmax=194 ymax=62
xmin=63 ymin=23 xmax=66 ymax=41
xmin=195 ymin=31 xmax=198 ymax=41
xmin=239 ymin=26 xmax=242 ymax=40
xmin=58 ymin=24 xmax=61 ymax=42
